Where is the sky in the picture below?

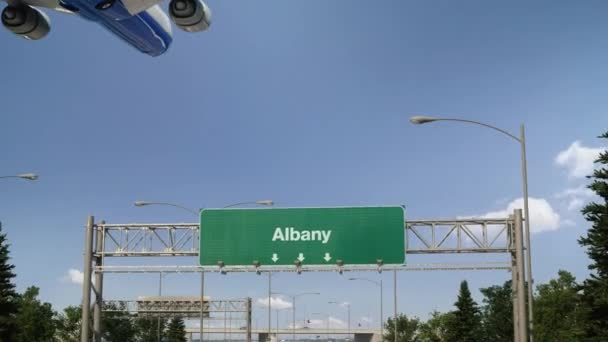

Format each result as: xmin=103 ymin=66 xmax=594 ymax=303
xmin=2 ymin=0 xmax=608 ymax=333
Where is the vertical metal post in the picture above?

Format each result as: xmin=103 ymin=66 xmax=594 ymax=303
xmin=200 ymin=270 xmax=204 ymax=342
xmin=158 ymin=272 xmax=163 ymax=342
xmin=268 ymin=272 xmax=272 ymax=342
xmin=393 ymin=269 xmax=397 ymax=342
xmin=347 ymin=304 xmax=351 ymax=337
xmin=512 ymin=254 xmax=519 ymax=342
xmin=93 ymin=220 xmax=104 ymax=342
xmin=247 ymin=298 xmax=252 ymax=342
xmin=81 ymin=216 xmax=94 ymax=342
xmin=520 ymin=125 xmax=534 ymax=342
xmin=380 ymin=279 xmax=384 ymax=342
xmin=224 ymin=302 xmax=227 ymax=341
xmin=510 ymin=216 xmax=519 ymax=342
xmin=292 ymin=296 xmax=296 ymax=342
xmin=514 ymin=210 xmax=527 ymax=342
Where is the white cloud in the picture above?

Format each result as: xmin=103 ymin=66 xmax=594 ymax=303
xmin=556 ymin=185 xmax=595 ymax=211
xmin=328 ymin=317 xmax=347 ymax=328
xmin=360 ymin=317 xmax=373 ymax=324
xmin=562 ymin=219 xmax=576 ymax=227
xmin=256 ymin=297 xmax=293 ymax=310
xmin=63 ymin=269 xmax=84 ymax=285
xmin=472 ymin=197 xmax=560 ymax=233
xmin=567 ymin=198 xmax=584 ymax=211
xmin=288 ymin=317 xmax=347 ymax=329
xmin=556 ymin=185 xmax=595 ymax=199
xmin=555 ymin=141 xmax=605 ymax=179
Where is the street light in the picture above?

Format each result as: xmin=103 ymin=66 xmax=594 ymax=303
xmin=349 ymin=278 xmax=382 ymax=340
xmin=410 ymin=115 xmax=534 ymax=341
xmin=272 ymin=292 xmax=320 ymax=341
xmin=223 ymin=200 xmax=274 ymax=208
xmin=0 ymin=173 xmax=38 ymax=181
xmin=310 ymin=313 xmax=330 ymax=341
xmin=328 ymin=301 xmax=350 ymax=336
xmin=134 ymin=200 xmax=274 ymax=215
xmin=134 ymin=199 xmax=274 ymax=342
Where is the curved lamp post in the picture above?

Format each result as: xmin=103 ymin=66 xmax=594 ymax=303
xmin=134 ymin=199 xmax=274 ymax=342
xmin=349 ymin=278 xmax=382 ymax=340
xmin=410 ymin=115 xmax=534 ymax=341
xmin=272 ymin=291 xmax=320 ymax=342
xmin=134 ymin=200 xmax=274 ymax=215
xmin=0 ymin=173 xmax=38 ymax=181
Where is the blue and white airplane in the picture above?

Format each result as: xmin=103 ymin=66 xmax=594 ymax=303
xmin=1 ymin=0 xmax=211 ymax=56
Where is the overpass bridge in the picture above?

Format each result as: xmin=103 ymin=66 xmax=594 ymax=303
xmin=183 ymin=328 xmax=382 ymax=342
xmin=184 ymin=328 xmax=380 ymax=335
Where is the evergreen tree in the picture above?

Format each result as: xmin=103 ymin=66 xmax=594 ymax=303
xmin=446 ymin=280 xmax=482 ymax=342
xmin=578 ymin=132 xmax=608 ymax=340
xmin=418 ymin=310 xmax=453 ymax=342
xmin=383 ymin=314 xmax=421 ymax=342
xmin=14 ymin=286 xmax=58 ymax=342
xmin=479 ymin=280 xmax=512 ymax=342
xmin=166 ymin=316 xmax=187 ymax=342
xmin=0 ymin=222 xmax=19 ymax=341
xmin=136 ymin=316 xmax=167 ymax=342
xmin=57 ymin=306 xmax=82 ymax=342
xmin=102 ymin=302 xmax=137 ymax=342
xmin=534 ymin=270 xmax=585 ymax=341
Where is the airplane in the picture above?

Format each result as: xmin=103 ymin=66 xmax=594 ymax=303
xmin=1 ymin=0 xmax=211 ymax=56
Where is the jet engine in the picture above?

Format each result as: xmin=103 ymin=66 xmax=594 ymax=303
xmin=169 ymin=0 xmax=211 ymax=33
xmin=1 ymin=5 xmax=50 ymax=40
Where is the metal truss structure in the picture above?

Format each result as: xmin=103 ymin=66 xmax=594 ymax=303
xmin=406 ymin=218 xmax=512 ymax=254
xmin=81 ymin=211 xmax=527 ymax=342
xmin=93 ymin=218 xmax=513 ymax=272
xmin=102 ymin=297 xmax=249 ymax=320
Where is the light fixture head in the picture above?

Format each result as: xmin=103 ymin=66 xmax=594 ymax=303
xmin=409 ymin=115 xmax=438 ymax=125
xmin=17 ymin=173 xmax=38 ymax=180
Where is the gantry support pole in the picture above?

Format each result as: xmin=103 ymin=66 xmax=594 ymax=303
xmin=93 ymin=220 xmax=104 ymax=342
xmin=81 ymin=216 xmax=94 ymax=342
xmin=514 ymin=210 xmax=527 ymax=342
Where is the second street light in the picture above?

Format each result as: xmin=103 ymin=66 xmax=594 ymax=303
xmin=349 ymin=278 xmax=383 ymax=340
xmin=272 ymin=291 xmax=320 ymax=342
xmin=328 ymin=301 xmax=350 ymax=336
xmin=410 ymin=115 xmax=534 ymax=341
xmin=0 ymin=173 xmax=38 ymax=181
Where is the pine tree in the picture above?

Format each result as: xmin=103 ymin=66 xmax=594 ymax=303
xmin=534 ymin=270 xmax=585 ymax=341
xmin=446 ymin=280 xmax=482 ymax=342
xmin=383 ymin=313 xmax=421 ymax=342
xmin=14 ymin=286 xmax=58 ymax=341
xmin=0 ymin=222 xmax=19 ymax=341
xmin=578 ymin=132 xmax=608 ymax=340
xmin=136 ymin=316 xmax=168 ymax=342
xmin=166 ymin=317 xmax=187 ymax=342
xmin=57 ymin=306 xmax=82 ymax=342
xmin=479 ymin=281 xmax=512 ymax=342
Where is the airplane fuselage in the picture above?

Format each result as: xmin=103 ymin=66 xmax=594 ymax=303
xmin=60 ymin=0 xmax=172 ymax=56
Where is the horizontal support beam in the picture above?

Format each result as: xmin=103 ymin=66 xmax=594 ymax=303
xmin=96 ymin=262 xmax=510 ymax=273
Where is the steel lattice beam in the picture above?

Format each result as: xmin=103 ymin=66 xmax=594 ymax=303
xmin=96 ymin=218 xmax=514 ymax=257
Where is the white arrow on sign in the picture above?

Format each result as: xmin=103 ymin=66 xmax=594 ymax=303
xmin=324 ymin=253 xmax=332 ymax=262
xmin=297 ymin=253 xmax=305 ymax=262
xmin=271 ymin=254 xmax=279 ymax=263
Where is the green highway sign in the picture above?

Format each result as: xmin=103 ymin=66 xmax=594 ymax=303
xmin=199 ymin=206 xmax=405 ymax=267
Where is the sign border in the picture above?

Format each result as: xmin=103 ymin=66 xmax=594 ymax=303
xmin=199 ymin=205 xmax=407 ymax=271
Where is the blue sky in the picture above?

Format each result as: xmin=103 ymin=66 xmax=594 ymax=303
xmin=2 ymin=0 xmax=608 ymax=331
